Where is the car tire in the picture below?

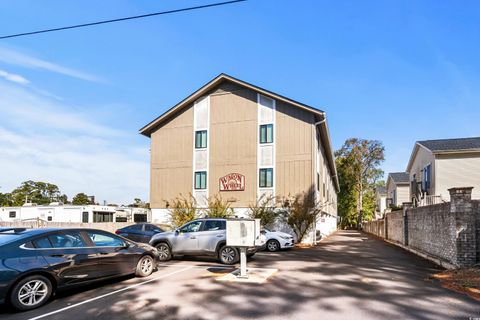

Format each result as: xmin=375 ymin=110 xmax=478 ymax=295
xmin=266 ymin=239 xmax=280 ymax=252
xmin=135 ymin=255 xmax=155 ymax=277
xmin=155 ymin=242 xmax=172 ymax=261
xmin=218 ymin=246 xmax=239 ymax=265
xmin=10 ymin=275 xmax=53 ymax=311
xmin=247 ymin=253 xmax=255 ymax=258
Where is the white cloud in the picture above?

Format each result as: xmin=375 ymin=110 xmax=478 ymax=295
xmin=0 ymin=45 xmax=106 ymax=83
xmin=0 ymin=69 xmax=30 ymax=85
xmin=0 ymin=82 xmax=148 ymax=204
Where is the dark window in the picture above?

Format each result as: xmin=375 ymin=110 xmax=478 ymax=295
xmin=195 ymin=171 xmax=207 ymax=190
xmin=82 ymin=212 xmax=89 ymax=223
xmin=115 ymin=216 xmax=127 ymax=222
xmin=134 ymin=213 xmax=147 ymax=222
xmin=93 ymin=212 xmax=113 ymax=222
xmin=47 ymin=216 xmax=52 ymax=221
xmin=33 ymin=237 xmax=53 ymax=249
xmin=145 ymin=224 xmax=164 ymax=233
xmin=9 ymin=211 xmax=16 ymax=218
xmin=259 ymin=168 xmax=273 ymax=188
xmin=317 ymin=173 xmax=320 ymax=191
xmin=23 ymin=241 xmax=34 ymax=249
xmin=48 ymin=232 xmax=86 ymax=248
xmin=195 ymin=130 xmax=207 ymax=149
xmin=323 ymin=183 xmax=326 ymax=197
xmin=179 ymin=221 xmax=202 ymax=233
xmin=203 ymin=220 xmax=225 ymax=231
xmin=423 ymin=164 xmax=431 ymax=191
xmin=259 ymin=124 xmax=273 ymax=144
xmin=87 ymin=231 xmax=124 ymax=247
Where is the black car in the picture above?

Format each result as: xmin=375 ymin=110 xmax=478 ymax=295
xmin=115 ymin=223 xmax=165 ymax=243
xmin=0 ymin=227 xmax=159 ymax=311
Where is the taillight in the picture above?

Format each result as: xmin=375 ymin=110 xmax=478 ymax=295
xmin=115 ymin=230 xmax=121 ymax=234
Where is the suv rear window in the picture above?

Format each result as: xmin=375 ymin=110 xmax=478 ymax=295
xmin=203 ymin=220 xmax=225 ymax=231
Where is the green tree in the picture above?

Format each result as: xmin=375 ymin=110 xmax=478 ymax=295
xmin=335 ymin=138 xmax=385 ymax=229
xmin=10 ymin=180 xmax=61 ymax=206
xmin=72 ymin=193 xmax=91 ymax=205
xmin=248 ymin=194 xmax=277 ymax=229
xmin=204 ymin=194 xmax=234 ymax=218
xmin=0 ymin=192 xmax=13 ymax=206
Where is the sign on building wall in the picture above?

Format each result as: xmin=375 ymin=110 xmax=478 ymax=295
xmin=219 ymin=173 xmax=245 ymax=191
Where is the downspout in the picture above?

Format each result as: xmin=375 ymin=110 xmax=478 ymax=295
xmin=312 ymin=115 xmax=326 ymax=243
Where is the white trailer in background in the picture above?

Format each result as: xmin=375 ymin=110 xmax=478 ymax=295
xmin=0 ymin=204 xmax=117 ymax=223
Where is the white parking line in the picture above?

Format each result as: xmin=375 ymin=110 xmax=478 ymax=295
xmin=157 ymin=263 xmax=235 ymax=270
xmin=27 ymin=266 xmax=193 ymax=320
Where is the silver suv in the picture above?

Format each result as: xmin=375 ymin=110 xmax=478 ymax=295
xmin=149 ymin=218 xmax=257 ymax=265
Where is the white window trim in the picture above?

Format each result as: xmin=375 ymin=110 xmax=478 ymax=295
xmin=192 ymin=96 xmax=210 ymax=206
xmin=257 ymin=94 xmax=276 ymax=201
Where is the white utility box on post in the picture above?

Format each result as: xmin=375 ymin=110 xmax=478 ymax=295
xmin=226 ymin=219 xmax=259 ymax=278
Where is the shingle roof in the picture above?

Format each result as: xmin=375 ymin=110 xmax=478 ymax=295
xmin=389 ymin=172 xmax=409 ymax=184
xmin=376 ymin=186 xmax=387 ymax=194
xmin=418 ymin=137 xmax=480 ymax=153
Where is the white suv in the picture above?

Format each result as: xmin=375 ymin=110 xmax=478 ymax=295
xmin=262 ymin=229 xmax=295 ymax=252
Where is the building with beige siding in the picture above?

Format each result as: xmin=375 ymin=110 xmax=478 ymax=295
xmin=140 ymin=74 xmax=339 ymax=241
xmin=386 ymin=172 xmax=410 ymax=208
xmin=406 ymin=137 xmax=480 ymax=206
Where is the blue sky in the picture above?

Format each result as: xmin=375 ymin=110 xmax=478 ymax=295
xmin=0 ymin=0 xmax=479 ymax=204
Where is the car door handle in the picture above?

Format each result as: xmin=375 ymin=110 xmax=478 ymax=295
xmin=216 ymin=234 xmax=224 ymax=238
xmin=50 ymin=254 xmax=65 ymax=257
xmin=190 ymin=236 xmax=196 ymax=239
xmin=99 ymin=252 xmax=109 ymax=255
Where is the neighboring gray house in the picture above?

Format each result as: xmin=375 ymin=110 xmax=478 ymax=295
xmin=386 ymin=172 xmax=410 ymax=208
xmin=406 ymin=137 xmax=480 ymax=206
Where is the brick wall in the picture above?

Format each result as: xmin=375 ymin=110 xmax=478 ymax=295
xmin=406 ymin=203 xmax=456 ymax=263
xmin=363 ymin=219 xmax=384 ymax=237
xmin=473 ymin=200 xmax=480 ymax=263
xmin=386 ymin=210 xmax=403 ymax=244
xmin=363 ymin=187 xmax=479 ymax=268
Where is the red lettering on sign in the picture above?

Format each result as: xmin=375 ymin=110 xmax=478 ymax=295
xmin=219 ymin=173 xmax=245 ymax=191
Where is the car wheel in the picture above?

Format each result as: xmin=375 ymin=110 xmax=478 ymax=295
xmin=135 ymin=255 xmax=155 ymax=277
xmin=219 ymin=246 xmax=238 ymax=265
xmin=247 ymin=253 xmax=255 ymax=258
xmin=10 ymin=275 xmax=52 ymax=311
xmin=156 ymin=243 xmax=172 ymax=261
xmin=266 ymin=239 xmax=280 ymax=252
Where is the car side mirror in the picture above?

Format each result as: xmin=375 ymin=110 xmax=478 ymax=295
xmin=175 ymin=229 xmax=180 ymax=234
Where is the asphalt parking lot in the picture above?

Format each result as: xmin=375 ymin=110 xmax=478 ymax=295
xmin=1 ymin=230 xmax=479 ymax=320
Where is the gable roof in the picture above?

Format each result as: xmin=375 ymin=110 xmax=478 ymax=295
xmin=406 ymin=137 xmax=480 ymax=172
xmin=388 ymin=172 xmax=409 ymax=185
xmin=139 ymin=73 xmax=324 ymax=136
xmin=139 ymin=73 xmax=339 ymax=192
xmin=417 ymin=137 xmax=480 ymax=153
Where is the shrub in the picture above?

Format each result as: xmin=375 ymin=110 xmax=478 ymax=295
xmin=280 ymin=188 xmax=322 ymax=243
xmin=166 ymin=194 xmax=198 ymax=228
xmin=248 ymin=194 xmax=277 ymax=229
xmin=204 ymin=194 xmax=234 ymax=218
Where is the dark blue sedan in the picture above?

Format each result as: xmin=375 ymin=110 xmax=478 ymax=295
xmin=0 ymin=227 xmax=159 ymax=311
xmin=115 ymin=223 xmax=165 ymax=243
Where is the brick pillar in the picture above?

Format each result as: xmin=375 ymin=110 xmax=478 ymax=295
xmin=384 ymin=213 xmax=388 ymax=240
xmin=402 ymin=202 xmax=413 ymax=246
xmin=450 ymin=187 xmax=475 ymax=267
